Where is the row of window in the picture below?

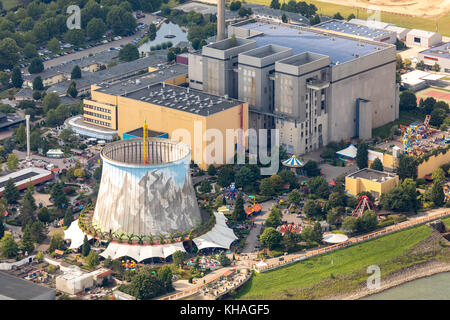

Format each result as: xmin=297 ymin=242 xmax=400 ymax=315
xmin=84 ymin=117 xmax=111 ymax=127
xmin=84 ymin=104 xmax=112 ymax=114
xmin=85 ymin=111 xmax=111 ymax=120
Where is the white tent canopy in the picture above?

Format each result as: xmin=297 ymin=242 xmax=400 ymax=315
xmin=336 ymin=144 xmax=357 ymax=159
xmin=322 ymin=233 xmax=349 ymax=244
xmin=256 ymin=260 xmax=268 ymax=267
xmin=64 ymin=221 xmax=93 ymax=249
xmin=100 ymin=242 xmax=186 ymax=261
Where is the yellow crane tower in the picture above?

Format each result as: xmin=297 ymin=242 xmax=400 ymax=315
xmin=143 ymin=121 xmax=149 ymax=164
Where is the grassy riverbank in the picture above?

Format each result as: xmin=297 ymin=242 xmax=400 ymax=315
xmin=236 ymin=223 xmax=450 ymax=299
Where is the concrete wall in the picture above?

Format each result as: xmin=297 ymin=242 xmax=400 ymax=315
xmin=188 ymin=53 xmax=204 ymax=90
xmin=417 ymin=149 xmax=450 ymax=178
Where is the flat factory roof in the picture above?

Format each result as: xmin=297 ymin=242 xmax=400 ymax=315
xmin=347 ymin=168 xmax=397 ymax=182
xmin=124 ymin=83 xmax=243 ymax=116
xmin=0 ymin=167 xmax=53 ymax=192
xmin=315 ymin=20 xmax=392 ymax=39
xmin=0 ymin=271 xmax=55 ymax=300
xmin=238 ymin=21 xmax=387 ymax=64
xmin=420 ymin=42 xmax=450 ymax=60
xmin=96 ymin=63 xmax=188 ymax=95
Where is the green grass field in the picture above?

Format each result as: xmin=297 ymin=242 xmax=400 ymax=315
xmin=2 ymin=0 xmax=20 ymax=11
xmin=244 ymin=0 xmax=450 ymax=36
xmin=237 ymin=224 xmax=435 ymax=299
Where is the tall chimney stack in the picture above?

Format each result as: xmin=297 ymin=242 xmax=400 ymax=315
xmin=217 ymin=0 xmax=225 ymax=41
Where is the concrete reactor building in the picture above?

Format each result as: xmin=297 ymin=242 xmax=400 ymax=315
xmin=189 ymin=19 xmax=399 ymax=155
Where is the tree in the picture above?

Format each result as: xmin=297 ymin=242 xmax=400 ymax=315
xmin=287 ymin=189 xmax=301 ymax=206
xmin=199 ymin=179 xmax=212 ymax=194
xmin=432 ymin=63 xmax=441 ymax=72
xmin=119 ymin=44 xmax=139 ymax=62
xmin=0 ymin=215 xmax=4 ymax=240
xmin=71 ymin=65 xmax=81 ymax=79
xmin=265 ymin=208 xmax=282 ymax=228
xmin=33 ymin=76 xmax=44 ymax=91
xmin=370 ymin=158 xmax=383 ymax=171
xmin=38 ymin=207 xmax=51 ymax=223
xmin=397 ymin=154 xmax=418 ymax=180
xmin=4 ymin=179 xmax=19 ymax=204
xmin=81 ymin=235 xmax=91 ymax=257
xmin=310 ymin=14 xmax=321 ymax=25
xmin=217 ymin=165 xmax=234 ymax=187
xmin=232 ymin=192 xmax=246 ymax=221
xmin=421 ymin=97 xmax=436 ymax=115
xmin=93 ymin=166 xmax=102 ymax=182
xmin=7 ymin=153 xmax=19 ymax=171
xmin=347 ymin=13 xmax=356 ymax=20
xmin=86 ymin=251 xmax=100 ymax=268
xmin=172 ymin=250 xmax=186 ymax=266
xmin=309 ymin=176 xmax=330 ymax=199
xmin=21 ymin=225 xmax=35 ymax=254
xmin=356 ymin=210 xmax=378 ymax=233
xmin=303 ymin=200 xmax=323 ymax=219
xmin=19 ymin=187 xmax=36 ymax=227
xmin=23 ymin=43 xmax=38 ymax=58
xmin=67 ymin=81 xmax=78 ymax=98
xmin=0 ymin=38 xmax=20 ymax=69
xmin=328 ymin=191 xmax=344 ymax=208
xmin=106 ymin=6 xmax=136 ymax=36
xmin=63 ymin=29 xmax=85 ymax=46
xmin=47 ymin=37 xmax=60 ymax=53
xmin=218 ymin=251 xmax=231 ymax=266
xmin=51 ymin=182 xmax=68 ymax=209
xmin=342 ymin=216 xmax=357 ymax=234
xmin=259 ymin=227 xmax=282 ymax=250
xmin=28 ymin=58 xmax=44 ymax=74
xmin=1 ymin=234 xmax=18 ymax=258
xmin=356 ymin=142 xmax=368 ymax=169
xmin=430 ymin=108 xmax=446 ymax=127
xmin=259 ymin=177 xmax=275 ymax=196
xmin=207 ymin=164 xmax=217 ymax=176
xmin=49 ymin=232 xmax=65 ymax=253
xmin=64 ymin=207 xmax=73 ymax=227
xmin=303 ymin=160 xmax=321 ymax=177
xmin=399 ymin=91 xmax=417 ymax=111
xmin=312 ymin=222 xmax=323 ymax=243
xmin=214 ymin=195 xmax=224 ymax=209
xmin=42 ymin=92 xmax=61 ymax=113
xmin=431 ymin=181 xmax=445 ymax=207
xmin=380 ymin=178 xmax=418 ymax=213
xmin=11 ymin=66 xmax=23 ymax=88
xmin=281 ymin=13 xmax=288 ymax=23
xmin=432 ymin=168 xmax=445 ymax=184
xmin=87 ymin=18 xmax=107 ymax=40
xmin=270 ymin=0 xmax=281 ymax=9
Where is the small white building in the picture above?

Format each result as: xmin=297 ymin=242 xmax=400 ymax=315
xmin=385 ymin=25 xmax=411 ymax=41
xmin=406 ymin=29 xmax=442 ymax=48
xmin=418 ymin=42 xmax=450 ymax=73
xmin=46 ymin=149 xmax=64 ymax=158
xmin=56 ymin=267 xmax=112 ymax=295
xmin=400 ymin=70 xmax=445 ymax=91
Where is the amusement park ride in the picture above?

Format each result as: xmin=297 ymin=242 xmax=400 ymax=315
xmin=351 ymin=195 xmax=380 ymax=219
xmin=400 ymin=115 xmax=431 ymax=156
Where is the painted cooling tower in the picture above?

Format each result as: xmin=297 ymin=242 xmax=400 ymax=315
xmin=92 ymin=138 xmax=202 ymax=236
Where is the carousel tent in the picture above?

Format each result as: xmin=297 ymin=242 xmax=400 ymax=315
xmin=64 ymin=221 xmax=93 ymax=249
xmin=282 ymin=155 xmax=305 ymax=168
xmin=322 ymin=233 xmax=348 ymax=244
xmin=336 ymin=144 xmax=357 ymax=159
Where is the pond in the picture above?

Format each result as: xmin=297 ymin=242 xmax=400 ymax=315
xmin=138 ymin=21 xmax=188 ymax=53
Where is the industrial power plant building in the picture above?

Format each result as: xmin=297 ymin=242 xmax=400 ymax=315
xmin=189 ymin=20 xmax=399 ymax=155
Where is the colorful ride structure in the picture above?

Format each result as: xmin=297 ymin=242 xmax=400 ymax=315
xmin=400 ymin=117 xmax=430 ymax=155
xmin=351 ymin=195 xmax=380 ymax=219
xmin=224 ymin=182 xmax=238 ymax=201
xmin=277 ymin=223 xmax=302 ymax=236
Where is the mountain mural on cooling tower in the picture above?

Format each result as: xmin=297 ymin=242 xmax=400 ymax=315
xmin=94 ymin=168 xmax=202 ymax=236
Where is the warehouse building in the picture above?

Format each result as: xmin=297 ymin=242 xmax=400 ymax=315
xmin=405 ymin=29 xmax=442 ymax=48
xmin=190 ymin=20 xmax=398 ymax=155
xmin=418 ymin=42 xmax=450 ymax=73
xmin=345 ymin=168 xmax=399 ymax=199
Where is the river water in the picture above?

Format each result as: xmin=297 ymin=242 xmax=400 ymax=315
xmin=362 ymin=272 xmax=450 ymax=300
xmin=138 ymin=22 xmax=188 ymax=53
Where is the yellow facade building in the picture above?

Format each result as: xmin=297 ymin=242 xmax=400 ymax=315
xmin=83 ymin=66 xmax=249 ymax=170
xmin=345 ymin=168 xmax=399 ymax=199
